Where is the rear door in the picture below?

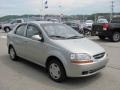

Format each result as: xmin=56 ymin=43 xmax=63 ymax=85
xmin=13 ymin=24 xmax=27 ymax=57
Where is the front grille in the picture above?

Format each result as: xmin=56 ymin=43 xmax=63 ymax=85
xmin=93 ymin=52 xmax=105 ymax=59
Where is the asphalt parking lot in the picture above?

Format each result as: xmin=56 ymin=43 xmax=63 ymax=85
xmin=0 ymin=30 xmax=120 ymax=90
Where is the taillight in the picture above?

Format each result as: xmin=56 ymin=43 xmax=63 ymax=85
xmin=102 ymin=23 xmax=109 ymax=30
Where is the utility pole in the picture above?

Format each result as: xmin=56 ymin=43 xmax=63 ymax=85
xmin=41 ymin=0 xmax=44 ymax=20
xmin=58 ymin=5 xmax=62 ymax=22
xmin=110 ymin=1 xmax=114 ymax=20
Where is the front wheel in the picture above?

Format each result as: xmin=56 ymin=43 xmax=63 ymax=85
xmin=47 ymin=60 xmax=66 ymax=82
xmin=109 ymin=32 xmax=120 ymax=42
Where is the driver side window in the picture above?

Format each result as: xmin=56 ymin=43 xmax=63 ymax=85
xmin=26 ymin=25 xmax=41 ymax=38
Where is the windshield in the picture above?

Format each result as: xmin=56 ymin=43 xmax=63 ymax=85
xmin=41 ymin=24 xmax=83 ymax=40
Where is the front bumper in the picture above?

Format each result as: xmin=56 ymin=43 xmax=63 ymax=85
xmin=66 ymin=57 xmax=108 ymax=77
xmin=92 ymin=28 xmax=112 ymax=36
xmin=95 ymin=30 xmax=112 ymax=36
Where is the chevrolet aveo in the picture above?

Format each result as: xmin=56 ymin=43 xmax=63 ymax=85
xmin=7 ymin=21 xmax=108 ymax=82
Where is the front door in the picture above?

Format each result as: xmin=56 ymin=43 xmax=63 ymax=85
xmin=24 ymin=24 xmax=46 ymax=65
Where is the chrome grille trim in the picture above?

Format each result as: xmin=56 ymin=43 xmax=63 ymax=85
xmin=93 ymin=52 xmax=105 ymax=59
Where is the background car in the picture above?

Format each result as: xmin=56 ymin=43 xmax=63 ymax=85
xmin=1 ymin=19 xmax=24 ymax=32
xmin=92 ymin=17 xmax=120 ymax=42
xmin=82 ymin=20 xmax=94 ymax=36
xmin=83 ymin=20 xmax=94 ymax=31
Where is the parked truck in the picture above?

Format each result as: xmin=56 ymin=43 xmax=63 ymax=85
xmin=92 ymin=17 xmax=120 ymax=42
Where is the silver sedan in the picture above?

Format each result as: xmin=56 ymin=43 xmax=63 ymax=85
xmin=7 ymin=21 xmax=108 ymax=82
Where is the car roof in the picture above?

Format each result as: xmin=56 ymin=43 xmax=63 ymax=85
xmin=28 ymin=21 xmax=59 ymax=25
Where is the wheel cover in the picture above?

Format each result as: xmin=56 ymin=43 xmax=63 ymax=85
xmin=10 ymin=48 xmax=15 ymax=59
xmin=113 ymin=33 xmax=120 ymax=41
xmin=49 ymin=63 xmax=61 ymax=80
xmin=6 ymin=28 xmax=10 ymax=32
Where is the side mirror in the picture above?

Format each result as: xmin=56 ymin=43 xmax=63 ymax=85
xmin=32 ymin=35 xmax=42 ymax=41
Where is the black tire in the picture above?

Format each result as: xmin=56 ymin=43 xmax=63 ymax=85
xmin=9 ymin=46 xmax=18 ymax=61
xmin=98 ymin=36 xmax=106 ymax=40
xmin=4 ymin=27 xmax=11 ymax=32
xmin=109 ymin=32 xmax=120 ymax=42
xmin=47 ymin=59 xmax=66 ymax=82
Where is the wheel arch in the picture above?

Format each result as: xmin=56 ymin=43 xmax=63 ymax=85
xmin=45 ymin=55 xmax=67 ymax=77
xmin=8 ymin=44 xmax=14 ymax=54
xmin=46 ymin=56 xmax=64 ymax=68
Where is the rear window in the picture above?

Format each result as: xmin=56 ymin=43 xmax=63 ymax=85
xmin=97 ymin=19 xmax=108 ymax=23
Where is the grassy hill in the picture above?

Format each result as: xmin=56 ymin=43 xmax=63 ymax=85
xmin=0 ymin=13 xmax=120 ymax=22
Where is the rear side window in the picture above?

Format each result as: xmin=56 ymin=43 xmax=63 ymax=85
xmin=111 ymin=20 xmax=119 ymax=23
xmin=15 ymin=24 xmax=27 ymax=36
xmin=111 ymin=18 xmax=120 ymax=23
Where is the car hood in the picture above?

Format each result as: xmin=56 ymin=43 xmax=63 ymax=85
xmin=53 ymin=38 xmax=105 ymax=56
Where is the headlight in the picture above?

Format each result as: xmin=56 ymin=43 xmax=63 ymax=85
xmin=70 ymin=53 xmax=93 ymax=64
xmin=70 ymin=53 xmax=91 ymax=60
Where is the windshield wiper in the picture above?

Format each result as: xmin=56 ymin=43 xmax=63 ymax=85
xmin=49 ymin=35 xmax=67 ymax=39
xmin=67 ymin=36 xmax=83 ymax=39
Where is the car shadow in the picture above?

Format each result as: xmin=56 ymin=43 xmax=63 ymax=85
xmin=1 ymin=54 xmax=103 ymax=89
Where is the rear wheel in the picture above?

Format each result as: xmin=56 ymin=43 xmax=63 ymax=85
xmin=98 ymin=36 xmax=106 ymax=40
xmin=109 ymin=32 xmax=120 ymax=42
xmin=47 ymin=59 xmax=66 ymax=82
xmin=4 ymin=27 xmax=11 ymax=32
xmin=9 ymin=46 xmax=18 ymax=61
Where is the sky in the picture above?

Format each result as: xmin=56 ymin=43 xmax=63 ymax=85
xmin=0 ymin=0 xmax=120 ymax=17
